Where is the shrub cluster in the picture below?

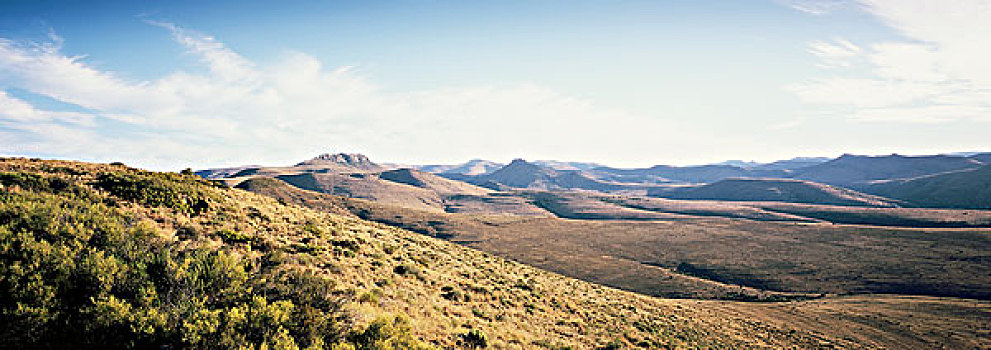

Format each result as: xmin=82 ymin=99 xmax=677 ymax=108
xmin=92 ymin=172 xmax=213 ymax=216
xmin=0 ymin=168 xmax=432 ymax=349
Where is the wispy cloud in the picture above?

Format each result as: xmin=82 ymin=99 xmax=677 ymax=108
xmin=0 ymin=22 xmax=697 ymax=169
xmin=806 ymin=38 xmax=862 ymax=68
xmin=778 ymin=0 xmax=851 ymax=15
xmin=788 ymin=0 xmax=991 ymax=124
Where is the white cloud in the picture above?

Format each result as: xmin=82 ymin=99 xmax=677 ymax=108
xmin=806 ymin=38 xmax=862 ymax=68
xmin=806 ymin=38 xmax=864 ymax=69
xmin=0 ymin=91 xmax=94 ymax=125
xmin=0 ymin=23 xmax=697 ymax=170
xmin=789 ymin=77 xmax=947 ymax=108
xmin=851 ymin=104 xmax=991 ymax=123
xmin=779 ymin=0 xmax=850 ymax=15
xmin=789 ymin=0 xmax=991 ymax=123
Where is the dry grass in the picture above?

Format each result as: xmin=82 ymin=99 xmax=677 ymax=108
xmin=7 ymin=157 xmax=933 ymax=349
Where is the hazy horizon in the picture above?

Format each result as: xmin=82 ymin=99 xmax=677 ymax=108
xmin=2 ymin=0 xmax=990 ymax=170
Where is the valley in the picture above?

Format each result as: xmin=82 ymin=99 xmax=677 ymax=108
xmin=203 ymin=151 xmax=991 ymax=348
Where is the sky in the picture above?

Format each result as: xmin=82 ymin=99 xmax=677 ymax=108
xmin=1 ymin=0 xmax=989 ymax=170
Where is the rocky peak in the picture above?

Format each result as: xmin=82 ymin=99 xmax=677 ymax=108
xmin=297 ymin=153 xmax=379 ymax=169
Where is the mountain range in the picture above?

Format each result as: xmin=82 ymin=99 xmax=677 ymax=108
xmin=197 ymin=151 xmax=991 ymax=210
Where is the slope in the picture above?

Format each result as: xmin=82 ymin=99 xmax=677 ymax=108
xmin=471 ymin=159 xmax=629 ymax=192
xmin=792 ymin=154 xmax=982 ymax=186
xmin=864 ymin=164 xmax=991 ymax=209
xmin=277 ymin=172 xmax=446 ymax=212
xmin=649 ymin=178 xmax=903 ymax=207
xmin=231 ymin=173 xmax=991 ymax=349
xmin=429 ymin=159 xmax=504 ymax=176
xmin=589 ymin=164 xmax=788 ymax=184
xmin=239 ymin=177 xmax=991 ymax=301
xmin=379 ymin=168 xmax=492 ymax=197
xmin=13 ymin=158 xmax=983 ymax=348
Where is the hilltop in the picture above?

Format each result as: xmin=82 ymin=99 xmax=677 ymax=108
xmin=297 ymin=153 xmax=382 ymax=171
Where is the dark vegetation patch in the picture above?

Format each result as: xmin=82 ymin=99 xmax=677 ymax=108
xmin=0 ymin=164 xmax=431 ymax=349
xmin=93 ymin=172 xmax=215 ymax=216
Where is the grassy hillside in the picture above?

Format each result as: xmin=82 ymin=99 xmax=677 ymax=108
xmin=3 ymin=157 xmax=896 ymax=349
xmin=278 ymin=172 xmax=447 ymax=212
xmin=4 ymin=158 xmax=989 ymax=349
xmin=379 ymin=168 xmax=492 ymax=197
xmin=648 ymin=178 xmax=902 ymax=207
xmin=238 ymin=178 xmax=991 ymax=301
xmin=865 ymin=164 xmax=991 ymax=209
xmin=233 ymin=176 xmax=991 ymax=348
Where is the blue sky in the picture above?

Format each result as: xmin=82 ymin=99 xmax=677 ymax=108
xmin=1 ymin=0 xmax=989 ymax=170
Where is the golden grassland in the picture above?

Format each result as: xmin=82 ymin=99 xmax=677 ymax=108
xmin=237 ymin=175 xmax=990 ymax=349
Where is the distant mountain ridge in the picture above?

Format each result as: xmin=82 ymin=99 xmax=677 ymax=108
xmin=532 ymin=160 xmax=604 ymax=171
xmin=455 ymin=159 xmax=630 ymax=192
xmin=754 ymin=157 xmax=832 ymax=171
xmin=792 ymin=154 xmax=983 ymax=186
xmin=418 ymin=159 xmax=504 ymax=175
xmin=589 ymin=164 xmax=789 ymax=184
xmin=193 ymin=151 xmax=991 ymax=209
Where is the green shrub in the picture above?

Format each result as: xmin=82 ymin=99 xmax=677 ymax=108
xmin=216 ymin=228 xmax=254 ymax=244
xmin=0 ymin=178 xmax=342 ymax=349
xmin=347 ymin=315 xmax=432 ymax=350
xmin=93 ymin=172 xmax=212 ymax=216
xmin=460 ymin=329 xmax=488 ymax=349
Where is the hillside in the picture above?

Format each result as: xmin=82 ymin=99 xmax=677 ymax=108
xmin=792 ymin=154 xmax=982 ymax=186
xmin=970 ymin=152 xmax=991 ymax=164
xmin=590 ymin=164 xmax=788 ymax=184
xmin=864 ymin=164 xmax=991 ymax=209
xmin=753 ymin=157 xmax=831 ymax=171
xmin=13 ymin=158 xmax=989 ymax=348
xmin=379 ymin=168 xmax=492 ymax=197
xmin=469 ymin=159 xmax=628 ymax=192
xmin=228 ymin=175 xmax=991 ymax=348
xmin=277 ymin=172 xmax=447 ymax=212
xmin=418 ymin=159 xmax=503 ymax=176
xmin=194 ymin=165 xmax=262 ymax=179
xmin=531 ymin=160 xmax=604 ymax=171
xmin=238 ymin=177 xmax=991 ymax=300
xmin=648 ymin=178 xmax=902 ymax=207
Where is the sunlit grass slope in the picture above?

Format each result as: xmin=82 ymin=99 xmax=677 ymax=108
xmin=3 ymin=158 xmax=981 ymax=349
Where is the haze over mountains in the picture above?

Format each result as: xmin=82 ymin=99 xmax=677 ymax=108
xmin=200 ymin=150 xmax=991 ymax=210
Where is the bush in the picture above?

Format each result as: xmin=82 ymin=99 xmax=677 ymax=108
xmin=348 ymin=315 xmax=432 ymax=350
xmin=0 ymin=175 xmax=344 ymax=349
xmin=460 ymin=329 xmax=488 ymax=349
xmin=93 ymin=172 xmax=212 ymax=216
xmin=0 ymin=165 xmax=440 ymax=350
